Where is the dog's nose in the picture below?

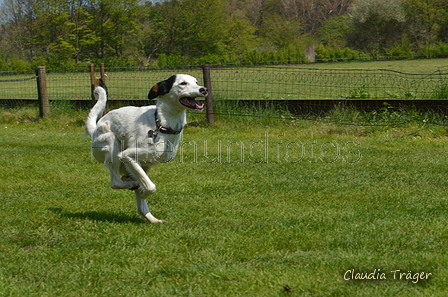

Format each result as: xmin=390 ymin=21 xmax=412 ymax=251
xmin=200 ymin=87 xmax=208 ymax=95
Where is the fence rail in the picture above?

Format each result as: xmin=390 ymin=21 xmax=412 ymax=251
xmin=1 ymin=64 xmax=448 ymax=119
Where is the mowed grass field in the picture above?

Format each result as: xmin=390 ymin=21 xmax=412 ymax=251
xmin=1 ymin=58 xmax=448 ymax=102
xmin=1 ymin=106 xmax=447 ymax=296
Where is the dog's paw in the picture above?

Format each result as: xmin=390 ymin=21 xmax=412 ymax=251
xmin=142 ymin=212 xmax=165 ymax=224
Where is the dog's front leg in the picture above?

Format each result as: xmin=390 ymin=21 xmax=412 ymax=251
xmin=135 ymin=190 xmax=165 ymax=224
xmin=119 ymin=148 xmax=165 ymax=223
xmin=119 ymin=148 xmax=156 ymax=197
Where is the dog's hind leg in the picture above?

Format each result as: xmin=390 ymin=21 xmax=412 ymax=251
xmin=93 ymin=124 xmax=139 ymax=190
xmin=102 ymin=139 xmax=138 ymax=190
xmin=105 ymin=155 xmax=139 ymax=190
xmin=135 ymin=189 xmax=165 ymax=224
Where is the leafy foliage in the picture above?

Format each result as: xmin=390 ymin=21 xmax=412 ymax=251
xmin=431 ymin=84 xmax=448 ymax=99
xmin=342 ymin=85 xmax=371 ymax=99
xmin=0 ymin=0 xmax=448 ymax=69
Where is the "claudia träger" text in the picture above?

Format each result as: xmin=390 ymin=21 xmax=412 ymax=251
xmin=344 ymin=269 xmax=432 ymax=283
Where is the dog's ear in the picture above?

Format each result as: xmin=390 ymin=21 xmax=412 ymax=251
xmin=148 ymin=75 xmax=177 ymax=99
xmin=148 ymin=84 xmax=160 ymax=99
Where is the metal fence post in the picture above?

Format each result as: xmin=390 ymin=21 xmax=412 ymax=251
xmin=202 ymin=64 xmax=214 ymax=125
xmin=35 ymin=66 xmax=49 ymax=117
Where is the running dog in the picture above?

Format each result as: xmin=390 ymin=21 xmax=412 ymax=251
xmin=85 ymin=74 xmax=208 ymax=223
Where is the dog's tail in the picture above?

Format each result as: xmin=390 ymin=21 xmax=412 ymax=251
xmin=85 ymin=86 xmax=108 ymax=138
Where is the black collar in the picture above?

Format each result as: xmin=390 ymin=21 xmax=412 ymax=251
xmin=154 ymin=109 xmax=183 ymax=135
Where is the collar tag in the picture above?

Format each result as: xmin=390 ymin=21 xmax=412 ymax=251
xmin=147 ymin=129 xmax=158 ymax=145
xmin=148 ymin=130 xmax=156 ymax=138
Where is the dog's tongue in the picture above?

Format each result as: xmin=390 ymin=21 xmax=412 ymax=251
xmin=195 ymin=101 xmax=204 ymax=110
xmin=180 ymin=98 xmax=204 ymax=110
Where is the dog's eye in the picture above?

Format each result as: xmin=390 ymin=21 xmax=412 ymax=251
xmin=179 ymin=82 xmax=187 ymax=86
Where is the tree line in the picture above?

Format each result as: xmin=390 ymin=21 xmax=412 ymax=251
xmin=0 ymin=0 xmax=447 ymax=70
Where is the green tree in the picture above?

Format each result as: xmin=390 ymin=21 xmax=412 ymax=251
xmin=130 ymin=2 xmax=166 ymax=65
xmin=0 ymin=0 xmax=36 ymax=61
xmin=177 ymin=0 xmax=231 ymax=57
xmin=88 ymin=0 xmax=140 ymax=61
xmin=348 ymin=0 xmax=406 ymax=52
xmin=143 ymin=0 xmax=257 ymax=63
xmin=227 ymin=17 xmax=258 ymax=57
xmin=259 ymin=14 xmax=304 ymax=49
xmin=439 ymin=14 xmax=448 ymax=43
xmin=318 ymin=15 xmax=352 ymax=47
xmin=69 ymin=5 xmax=100 ymax=63
xmin=403 ymin=0 xmax=448 ymax=46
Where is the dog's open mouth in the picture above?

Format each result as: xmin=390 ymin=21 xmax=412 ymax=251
xmin=179 ymin=97 xmax=204 ymax=111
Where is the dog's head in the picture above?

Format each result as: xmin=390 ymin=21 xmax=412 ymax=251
xmin=148 ymin=74 xmax=208 ymax=111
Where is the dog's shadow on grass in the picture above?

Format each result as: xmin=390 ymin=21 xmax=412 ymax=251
xmin=49 ymin=208 xmax=146 ymax=224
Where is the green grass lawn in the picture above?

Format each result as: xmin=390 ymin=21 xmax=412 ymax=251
xmin=0 ymin=107 xmax=447 ymax=296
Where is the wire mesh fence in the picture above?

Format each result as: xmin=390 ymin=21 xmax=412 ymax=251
xmin=1 ymin=64 xmax=447 ymax=111
xmin=209 ymin=66 xmax=448 ymax=100
xmin=0 ymin=70 xmax=38 ymax=102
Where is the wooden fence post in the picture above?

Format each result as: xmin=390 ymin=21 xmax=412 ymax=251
xmin=35 ymin=66 xmax=49 ymax=117
xmin=100 ymin=63 xmax=106 ymax=82
xmin=202 ymin=64 xmax=214 ymax=125
xmin=89 ymin=63 xmax=96 ymax=105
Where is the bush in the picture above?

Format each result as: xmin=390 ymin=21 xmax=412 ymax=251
xmin=152 ymin=45 xmax=308 ymax=67
xmin=193 ymin=53 xmax=240 ymax=66
xmin=315 ymin=44 xmax=368 ymax=62
xmin=0 ymin=55 xmax=32 ymax=71
xmin=156 ymin=54 xmax=187 ymax=67
xmin=385 ymin=36 xmax=416 ymax=59
xmin=420 ymin=42 xmax=448 ymax=58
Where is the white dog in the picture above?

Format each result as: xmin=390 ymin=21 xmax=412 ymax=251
xmin=85 ymin=74 xmax=208 ymax=223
